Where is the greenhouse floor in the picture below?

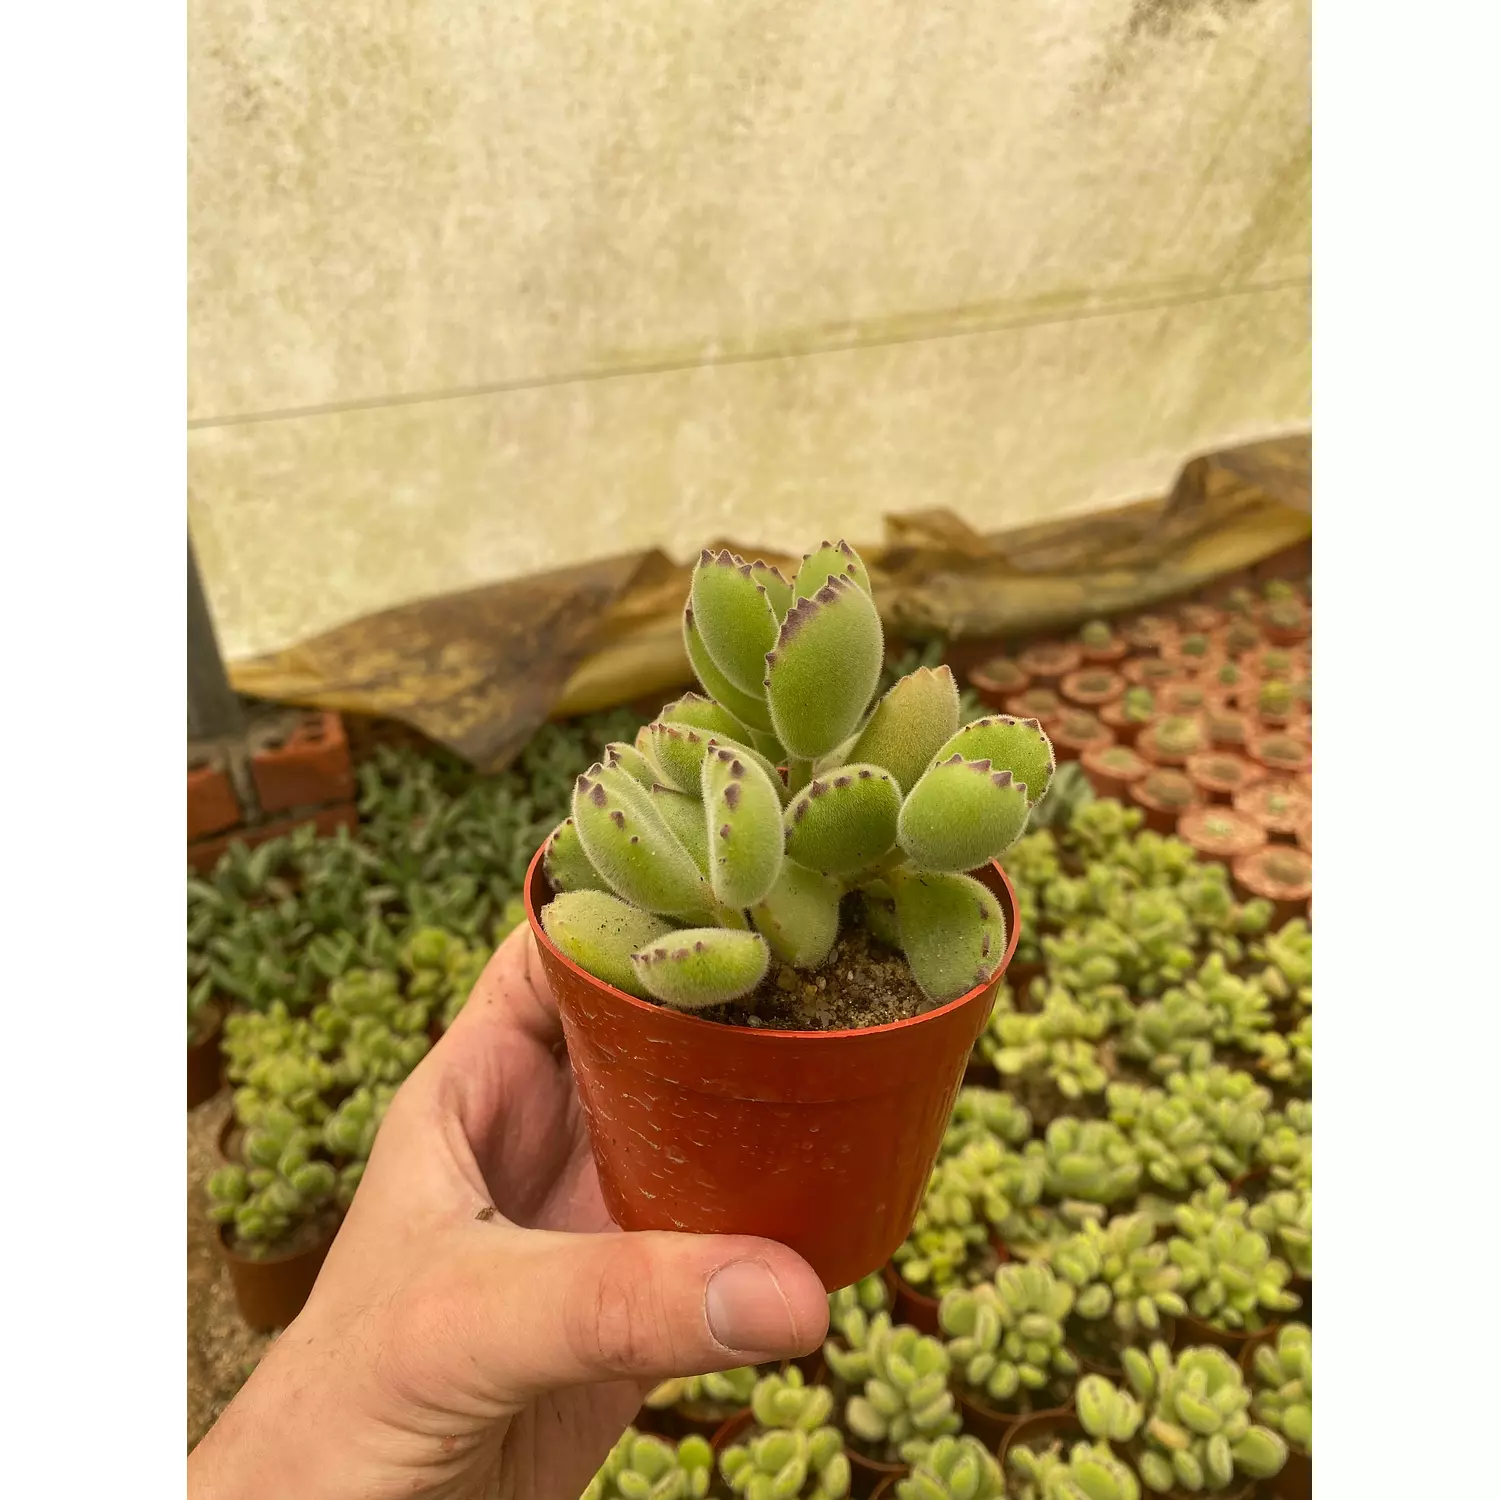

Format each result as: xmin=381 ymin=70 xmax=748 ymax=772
xmin=188 ymin=1093 xmax=272 ymax=1449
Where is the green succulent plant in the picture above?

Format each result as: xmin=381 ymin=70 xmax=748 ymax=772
xmin=540 ymin=541 xmax=1055 ymax=1009
xmin=827 ymin=1273 xmax=891 ymax=1344
xmin=1249 ymin=1323 xmax=1311 ymax=1453
xmin=1255 ymin=1015 xmax=1311 ymax=1091
xmin=320 ymin=1082 xmax=395 ymax=1163
xmin=1138 ymin=769 xmax=1195 ymax=810
xmin=1119 ymin=1341 xmax=1287 ymax=1492
xmin=1167 ymin=1182 xmax=1301 ymax=1331
xmin=894 ymin=1434 xmax=1005 ymax=1500
xmin=822 ymin=1308 xmax=891 ymax=1388
xmin=1030 ymin=1117 xmax=1142 ymax=1206
xmin=1105 ymin=1083 xmax=1226 ymax=1197
xmin=582 ymin=1428 xmax=714 ymax=1500
xmin=1256 ymin=1099 xmax=1311 ymax=1190
xmin=842 ymin=1323 xmax=961 ymax=1462
xmin=1061 ymin=799 xmax=1145 ymax=863
xmin=939 ymin=1262 xmax=1079 ymax=1408
xmin=206 ymin=1103 xmax=339 ymax=1259
xmin=891 ymin=1143 xmax=1011 ymax=1295
xmin=645 ymin=1366 xmax=759 ymax=1414
xmin=1079 ymin=619 xmax=1114 ymax=650
xmin=718 ymin=1369 xmax=850 ymax=1500
xmin=1120 ymin=687 xmax=1155 ymax=723
xmin=940 ymin=1086 xmax=1033 ymax=1155
xmin=1006 ymin=1435 xmax=1142 ymax=1500
xmin=1048 ymin=1213 xmax=1187 ymax=1339
xmin=1119 ymin=989 xmax=1215 ymax=1080
xmin=1026 ymin=761 xmax=1096 ymax=832
xmin=1247 ymin=1187 xmax=1311 ymax=1280
xmin=981 ymin=986 xmax=1110 ymax=1104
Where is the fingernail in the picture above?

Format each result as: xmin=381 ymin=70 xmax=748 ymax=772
xmin=705 ymin=1259 xmax=797 ymax=1354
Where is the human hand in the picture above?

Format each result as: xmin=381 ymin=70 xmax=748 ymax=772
xmin=188 ymin=924 xmax=829 ymax=1500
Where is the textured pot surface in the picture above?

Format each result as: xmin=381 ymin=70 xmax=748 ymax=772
xmin=217 ymin=1220 xmax=337 ymax=1332
xmin=525 ymin=849 xmax=1020 ymax=1290
xmin=187 ymin=1004 xmax=225 ymax=1109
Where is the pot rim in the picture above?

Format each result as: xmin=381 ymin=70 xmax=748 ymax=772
xmin=523 ymin=845 xmax=1021 ymax=1042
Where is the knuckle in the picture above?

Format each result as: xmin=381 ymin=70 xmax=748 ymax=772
xmin=566 ymin=1243 xmax=679 ymax=1377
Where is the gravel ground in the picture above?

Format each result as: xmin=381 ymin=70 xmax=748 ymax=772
xmin=187 ymin=1092 xmax=274 ymax=1452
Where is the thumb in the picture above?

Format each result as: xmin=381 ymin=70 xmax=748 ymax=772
xmin=448 ymin=1223 xmax=830 ymax=1399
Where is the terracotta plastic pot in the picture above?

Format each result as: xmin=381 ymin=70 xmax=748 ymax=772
xmin=217 ymin=1218 xmax=338 ymax=1332
xmin=655 ymin=1397 xmax=753 ymax=1443
xmin=954 ymin=1388 xmax=1032 ymax=1451
xmin=250 ymin=711 xmax=355 ymax=816
xmin=1050 ymin=712 xmax=1113 ymax=764
xmin=996 ymin=1404 xmax=1082 ymax=1471
xmin=1157 ymin=682 xmax=1218 ymax=717
xmin=1129 ymin=773 xmax=1202 ymax=835
xmin=1136 ymin=721 xmax=1206 ymax=769
xmin=1232 ymin=847 xmax=1312 ymax=926
xmin=1242 ymin=738 xmax=1314 ymax=786
xmin=1232 ymin=781 xmax=1311 ymax=842
xmin=1184 ymin=751 xmax=1262 ymax=804
xmin=1080 ymin=744 xmax=1151 ymax=801
xmin=525 ymin=850 xmax=1020 ymax=1290
xmin=1177 ymin=602 xmax=1224 ymax=634
xmin=1294 ymin=813 xmax=1311 ymax=854
xmin=1002 ymin=691 xmax=1064 ymax=731
xmin=1015 ymin=641 xmax=1083 ymax=686
xmin=847 ymin=1444 xmax=907 ymax=1499
xmin=1122 ymin=657 xmax=1186 ymax=689
xmin=1122 ymin=614 xmax=1177 ymax=652
xmin=1260 ymin=612 xmax=1311 ymax=648
xmin=1202 ymin=708 xmax=1254 ymax=751
xmin=888 ymin=1266 xmax=942 ymax=1336
xmin=968 ymin=659 xmax=1032 ymax=710
xmin=1059 ymin=668 xmax=1126 ymax=708
xmin=1072 ymin=1321 xmax=1177 ymax=1380
xmin=1172 ymin=1312 xmax=1275 ymax=1358
xmin=1078 ymin=635 xmax=1128 ymax=666
xmin=188 ymin=763 xmax=241 ymax=842
xmin=1176 ymin=807 xmax=1268 ymax=863
xmin=188 ymin=1003 xmax=225 ymax=1109
xmin=1098 ymin=698 xmax=1152 ymax=747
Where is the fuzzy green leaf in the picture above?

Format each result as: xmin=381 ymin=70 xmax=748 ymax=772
xmin=631 ymin=928 xmax=771 ymax=1009
xmin=751 ymin=860 xmax=843 ymax=967
xmin=783 ymin=764 xmax=901 ymax=875
xmin=750 ymin=560 xmax=795 ymax=620
xmin=897 ymin=757 xmax=1032 ymax=871
xmin=684 ymin=606 xmax=774 ymax=732
xmin=891 ymin=869 xmax=1007 ymax=1003
xmin=846 ymin=666 xmax=961 ymax=793
xmin=794 ymin=539 xmax=872 ymax=599
xmin=648 ymin=785 xmax=710 ymax=876
xmin=572 ymin=763 xmax=712 ymax=918
xmin=603 ymin=741 xmax=660 ymax=789
xmin=641 ymin=721 xmax=787 ymax=806
xmin=540 ymin=891 xmax=675 ymax=997
xmin=765 ymin=575 xmax=884 ymax=760
xmin=691 ymin=549 xmax=784 ymax=696
xmin=659 ymin=691 xmax=751 ymax=742
xmin=930 ymin=716 xmax=1056 ymax=808
xmin=702 ymin=746 xmax=784 ymax=908
xmin=543 ymin=818 xmax=610 ymax=894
